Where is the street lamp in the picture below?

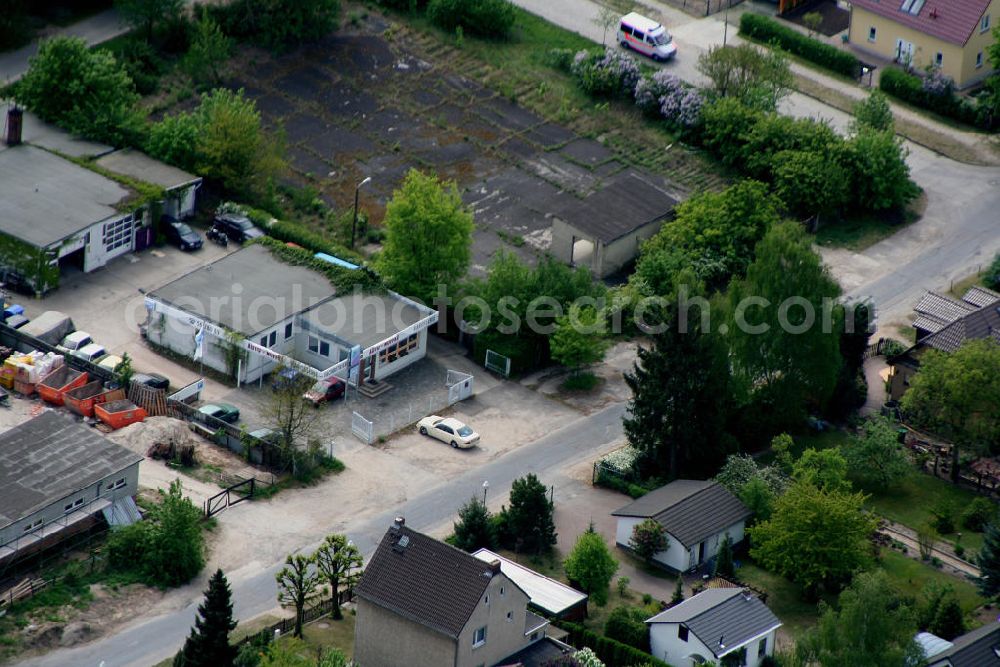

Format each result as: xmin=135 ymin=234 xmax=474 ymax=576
xmin=723 ymin=0 xmax=731 ymax=46
xmin=482 ymin=480 xmax=489 ymax=506
xmin=351 ymin=176 xmax=372 ymax=249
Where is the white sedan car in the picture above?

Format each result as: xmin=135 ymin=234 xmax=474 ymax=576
xmin=417 ymin=415 xmax=480 ymax=449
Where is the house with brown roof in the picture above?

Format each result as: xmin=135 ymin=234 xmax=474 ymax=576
xmin=612 ymin=480 xmax=752 ymax=573
xmin=353 ymin=518 xmax=575 ymax=667
xmin=847 ymin=0 xmax=999 ymax=88
xmin=888 ymin=286 xmax=1000 ymax=400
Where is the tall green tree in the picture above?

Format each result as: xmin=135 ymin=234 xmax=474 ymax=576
xmin=505 ymin=474 xmax=556 ymax=555
xmin=176 ymin=569 xmax=238 ymax=667
xmin=629 ymin=518 xmax=667 ymax=564
xmin=902 ymin=339 xmax=1000 ymax=482
xmin=696 ymin=43 xmax=792 ymax=111
xmin=749 ymin=481 xmax=876 ymax=596
xmin=791 ymin=448 xmax=851 ymax=493
xmin=184 ymin=10 xmax=233 ymax=86
xmin=844 ymin=128 xmax=918 ymax=212
xmin=976 ymin=522 xmax=1000 ymax=600
xmin=452 ymin=496 xmax=497 ymax=552
xmin=550 ymin=307 xmax=607 ymax=374
xmin=115 ymin=0 xmax=183 ymax=39
xmin=738 ymin=476 xmax=777 ymax=526
xmin=713 ymin=534 xmax=735 ymax=578
xmin=564 ymin=526 xmax=618 ymax=606
xmin=842 ymin=417 xmax=911 ymax=489
xmin=623 ymin=287 xmax=731 ymax=480
xmin=15 ymin=37 xmax=140 ymax=145
xmin=379 ymin=169 xmax=474 ymax=305
xmin=726 ymin=222 xmax=843 ymax=432
xmin=850 ymin=89 xmax=895 ymax=133
xmin=795 ymin=570 xmax=922 ymax=667
xmin=314 ymin=534 xmax=363 ymax=620
xmin=275 ymin=554 xmax=320 ymax=638
xmin=771 ymin=149 xmax=850 ymax=220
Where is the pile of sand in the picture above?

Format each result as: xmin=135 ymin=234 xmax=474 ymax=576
xmin=105 ymin=416 xmax=201 ymax=458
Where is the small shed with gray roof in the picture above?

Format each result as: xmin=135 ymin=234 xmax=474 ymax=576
xmin=647 ymin=587 xmax=782 ymax=667
xmin=0 ymin=411 xmax=142 ymax=567
xmin=550 ymin=170 xmax=677 ymax=279
xmin=613 ymin=480 xmax=752 ymax=573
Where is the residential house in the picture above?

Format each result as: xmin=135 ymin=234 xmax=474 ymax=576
xmin=918 ymin=622 xmax=1000 ymax=666
xmin=848 ymin=0 xmax=999 ymax=89
xmin=0 ymin=105 xmax=201 ymax=294
xmin=472 ymin=548 xmax=589 ymax=621
xmin=354 ymin=519 xmax=573 ymax=667
xmin=550 ymin=171 xmax=677 ymax=279
xmin=0 ymin=411 xmax=143 ymax=567
xmin=612 ymin=480 xmax=752 ymax=573
xmin=647 ymin=587 xmax=782 ymax=667
xmin=887 ymin=286 xmax=1000 ymax=400
xmin=144 ymin=244 xmax=437 ymax=387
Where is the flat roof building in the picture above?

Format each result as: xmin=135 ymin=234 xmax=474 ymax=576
xmin=0 ymin=411 xmax=142 ymax=566
xmin=472 ymin=548 xmax=588 ymax=620
xmin=145 ymin=244 xmax=438 ymax=387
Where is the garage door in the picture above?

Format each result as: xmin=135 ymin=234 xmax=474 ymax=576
xmin=102 ymin=214 xmax=135 ymax=261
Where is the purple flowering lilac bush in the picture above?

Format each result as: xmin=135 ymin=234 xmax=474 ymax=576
xmin=921 ymin=67 xmax=955 ymax=98
xmin=634 ymin=71 xmax=705 ymax=129
xmin=570 ymin=47 xmax=640 ymax=98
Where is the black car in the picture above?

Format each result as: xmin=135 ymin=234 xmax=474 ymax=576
xmin=213 ymin=213 xmax=265 ymax=243
xmin=132 ymin=372 xmax=170 ymax=390
xmin=163 ymin=218 xmax=203 ymax=251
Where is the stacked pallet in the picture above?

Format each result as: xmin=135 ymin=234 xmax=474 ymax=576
xmin=0 ymin=577 xmax=47 ymax=608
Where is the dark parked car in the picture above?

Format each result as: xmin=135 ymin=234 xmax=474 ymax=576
xmin=213 ymin=212 xmax=265 ymax=243
xmin=199 ymin=402 xmax=240 ymax=424
xmin=303 ymin=377 xmax=346 ymax=407
xmin=132 ymin=372 xmax=170 ymax=391
xmin=163 ymin=218 xmax=203 ymax=251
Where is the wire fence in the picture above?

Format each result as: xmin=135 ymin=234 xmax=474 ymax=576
xmin=664 ymin=0 xmax=743 ymax=16
xmin=234 ymin=590 xmax=355 ymax=648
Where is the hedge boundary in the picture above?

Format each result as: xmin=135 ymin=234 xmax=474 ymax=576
xmin=557 ymin=622 xmax=672 ymax=667
xmin=739 ymin=13 xmax=859 ymax=79
xmin=879 ymin=67 xmax=993 ymax=130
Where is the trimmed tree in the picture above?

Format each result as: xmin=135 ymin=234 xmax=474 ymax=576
xmin=713 ymin=534 xmax=734 ymax=578
xmin=671 ymin=578 xmax=684 ymax=604
xmin=314 ymin=534 xmax=363 ymax=620
xmin=452 ymin=496 xmax=497 ymax=552
xmin=563 ymin=527 xmax=618 ymax=606
xmin=378 ymin=169 xmax=474 ymax=305
xmin=976 ymin=522 xmax=1000 ymax=600
xmin=550 ymin=307 xmax=607 ymax=376
xmin=175 ymin=569 xmax=238 ymax=667
xmin=275 ymin=554 xmax=320 ymax=638
xmin=629 ymin=518 xmax=667 ymax=564
xmin=505 ymin=474 xmax=556 ymax=555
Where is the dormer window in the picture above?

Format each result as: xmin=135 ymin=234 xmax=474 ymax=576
xmin=900 ymin=0 xmax=925 ymax=15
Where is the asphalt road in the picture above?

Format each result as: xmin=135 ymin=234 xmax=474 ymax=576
xmin=18 ymin=403 xmax=627 ymax=667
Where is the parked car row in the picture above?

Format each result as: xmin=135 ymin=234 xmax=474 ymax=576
xmin=160 ymin=208 xmax=266 ymax=253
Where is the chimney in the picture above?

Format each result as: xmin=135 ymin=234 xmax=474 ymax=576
xmin=5 ymin=107 xmax=23 ymax=147
xmin=392 ymin=516 xmax=405 ymax=530
xmin=488 ymin=559 xmax=502 ymax=575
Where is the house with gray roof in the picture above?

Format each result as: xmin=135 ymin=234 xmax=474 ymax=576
xmin=550 ymin=170 xmax=677 ymax=279
xmin=612 ymin=480 xmax=752 ymax=573
xmin=0 ymin=411 xmax=142 ymax=567
xmin=888 ymin=286 xmax=1000 ymax=401
xmin=647 ymin=587 xmax=781 ymax=667
xmin=354 ymin=519 xmax=570 ymax=667
xmin=920 ymin=622 xmax=1000 ymax=666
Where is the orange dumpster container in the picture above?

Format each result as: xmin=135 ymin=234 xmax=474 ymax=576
xmin=38 ymin=367 xmax=88 ymax=406
xmin=95 ymin=399 xmax=147 ymax=430
xmin=64 ymin=381 xmax=125 ymax=418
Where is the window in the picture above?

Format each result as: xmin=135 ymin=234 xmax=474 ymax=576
xmin=633 ymin=30 xmax=645 ymax=40
xmin=978 ymin=52 xmax=985 ymax=68
xmin=308 ymin=337 xmax=331 ymax=357
xmin=934 ymin=52 xmax=943 ymax=67
xmin=269 ymin=331 xmax=277 ymax=346
xmin=260 ymin=335 xmax=268 ymax=347
xmin=983 ymin=14 xmax=991 ymax=33
xmin=868 ymin=26 xmax=877 ymax=42
xmin=506 ymin=611 xmax=513 ymax=622
xmin=484 ymin=594 xmax=489 ymax=605
xmin=106 ymin=478 xmax=126 ymax=492
xmin=22 ymin=520 xmax=42 ymax=533
xmin=285 ymin=322 xmax=293 ymax=339
xmin=500 ymin=586 xmax=505 ymax=596
xmin=619 ymin=23 xmax=632 ymax=36
xmin=900 ymin=0 xmax=924 ymax=14
xmin=472 ymin=626 xmax=487 ymax=648
xmin=758 ymin=637 xmax=768 ymax=658
xmin=678 ymin=625 xmax=689 ymax=642
xmin=530 ymin=632 xmax=539 ymax=641
xmin=64 ymin=498 xmax=84 ymax=514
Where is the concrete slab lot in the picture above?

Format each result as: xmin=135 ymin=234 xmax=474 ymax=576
xmin=222 ymin=17 xmax=694 ymax=273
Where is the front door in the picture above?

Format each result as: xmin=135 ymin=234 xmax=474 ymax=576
xmin=698 ymin=541 xmax=706 ymax=564
xmin=895 ymin=39 xmax=914 ymax=66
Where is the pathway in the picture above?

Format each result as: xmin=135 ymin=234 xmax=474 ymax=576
xmin=880 ymin=520 xmax=981 ymax=580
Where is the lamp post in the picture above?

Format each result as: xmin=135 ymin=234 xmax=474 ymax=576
xmin=723 ymin=0 xmax=730 ymax=46
xmin=351 ymin=176 xmax=372 ymax=249
xmin=482 ymin=480 xmax=489 ymax=506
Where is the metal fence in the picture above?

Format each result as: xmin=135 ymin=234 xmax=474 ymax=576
xmin=484 ymin=349 xmax=511 ymax=378
xmin=446 ymin=369 xmax=473 ymax=405
xmin=351 ymin=411 xmax=374 ymax=444
xmin=666 ymin=0 xmax=742 ymax=16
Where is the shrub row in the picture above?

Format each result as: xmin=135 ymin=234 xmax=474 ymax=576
xmin=427 ymin=0 xmax=516 ymax=38
xmin=739 ymin=13 xmax=859 ymax=79
xmin=879 ymin=67 xmax=993 ymax=129
xmin=558 ymin=622 xmax=670 ymax=667
xmin=594 ymin=468 xmax=650 ymax=499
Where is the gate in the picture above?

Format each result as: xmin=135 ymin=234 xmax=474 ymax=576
xmin=352 ymin=411 xmax=373 ymax=445
xmin=203 ymin=477 xmax=255 ymax=518
xmin=484 ymin=349 xmax=511 ymax=377
xmin=446 ymin=370 xmax=473 ymax=405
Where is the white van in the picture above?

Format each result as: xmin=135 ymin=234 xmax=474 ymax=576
xmin=617 ymin=12 xmax=677 ymax=62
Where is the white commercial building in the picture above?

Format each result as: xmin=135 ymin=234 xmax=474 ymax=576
xmin=144 ymin=244 xmax=438 ymax=386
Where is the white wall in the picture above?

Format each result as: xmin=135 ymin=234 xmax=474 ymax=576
xmin=650 ymin=622 xmax=714 ymax=667
xmin=614 ymin=517 xmax=689 ymax=572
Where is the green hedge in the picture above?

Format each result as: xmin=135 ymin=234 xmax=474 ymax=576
xmin=558 ymin=623 xmax=671 ymax=667
xmin=739 ymin=13 xmax=859 ymax=79
xmin=879 ymin=67 xmax=991 ymax=129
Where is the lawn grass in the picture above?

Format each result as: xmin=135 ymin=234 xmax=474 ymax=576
xmin=867 ymin=474 xmax=987 ymax=553
xmin=814 ymin=199 xmax=922 ymax=252
xmin=735 ymin=562 xmax=831 ymax=639
xmin=879 ymin=548 xmax=984 ymax=613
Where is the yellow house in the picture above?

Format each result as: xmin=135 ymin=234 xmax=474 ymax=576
xmin=848 ymin=0 xmax=999 ymax=88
